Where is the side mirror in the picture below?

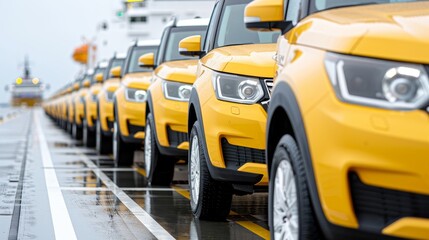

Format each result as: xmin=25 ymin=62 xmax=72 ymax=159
xmin=83 ymin=79 xmax=90 ymax=88
xmin=138 ymin=53 xmax=155 ymax=68
xmin=95 ymin=73 xmax=104 ymax=83
xmin=110 ymin=66 xmax=122 ymax=78
xmin=244 ymin=0 xmax=288 ymax=32
xmin=179 ymin=35 xmax=203 ymax=57
xmin=73 ymin=83 xmax=80 ymax=91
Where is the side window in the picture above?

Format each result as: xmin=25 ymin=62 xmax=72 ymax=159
xmin=203 ymin=1 xmax=221 ymax=52
xmin=286 ymin=0 xmax=302 ymax=24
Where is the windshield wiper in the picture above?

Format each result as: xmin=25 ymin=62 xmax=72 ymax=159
xmin=326 ymin=2 xmax=378 ymax=11
xmin=221 ymin=43 xmax=254 ymax=48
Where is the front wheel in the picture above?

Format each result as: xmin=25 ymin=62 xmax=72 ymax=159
xmin=269 ymin=135 xmax=322 ymax=240
xmin=96 ymin=119 xmax=112 ymax=155
xmin=72 ymin=122 xmax=83 ymax=140
xmin=144 ymin=113 xmax=175 ymax=186
xmin=188 ymin=121 xmax=232 ymax=221
xmin=83 ymin=119 xmax=96 ymax=147
xmin=113 ymin=109 xmax=134 ymax=166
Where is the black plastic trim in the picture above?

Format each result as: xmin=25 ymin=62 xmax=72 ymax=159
xmin=188 ymin=90 xmax=263 ymax=185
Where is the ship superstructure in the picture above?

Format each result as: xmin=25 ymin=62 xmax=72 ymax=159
xmin=6 ymin=57 xmax=47 ymax=107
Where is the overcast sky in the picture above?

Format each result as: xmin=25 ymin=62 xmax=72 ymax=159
xmin=0 ymin=0 xmax=122 ymax=103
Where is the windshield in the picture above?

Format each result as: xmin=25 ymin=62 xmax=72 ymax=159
xmin=127 ymin=46 xmax=158 ymax=73
xmin=311 ymin=0 xmax=425 ymax=12
xmin=107 ymin=58 xmax=124 ymax=78
xmin=164 ymin=26 xmax=207 ymax=62
xmin=215 ymin=0 xmax=280 ymax=48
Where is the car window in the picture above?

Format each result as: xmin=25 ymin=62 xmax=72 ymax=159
xmin=215 ymin=0 xmax=279 ymax=48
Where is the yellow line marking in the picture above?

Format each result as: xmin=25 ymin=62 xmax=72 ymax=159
xmin=171 ymin=185 xmax=269 ymax=238
xmin=172 ymin=186 xmax=190 ymax=199
xmin=134 ymin=166 xmax=147 ymax=177
xmin=236 ymin=221 xmax=270 ymax=240
xmin=135 ymin=168 xmax=270 ymax=239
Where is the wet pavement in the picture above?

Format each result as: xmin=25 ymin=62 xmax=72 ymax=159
xmin=0 ymin=108 xmax=269 ymax=240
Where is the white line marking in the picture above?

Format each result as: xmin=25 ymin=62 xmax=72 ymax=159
xmin=79 ymin=153 xmax=176 ymax=240
xmin=60 ymin=187 xmax=182 ymax=192
xmin=46 ymin=167 xmax=136 ymax=172
xmin=35 ymin=112 xmax=78 ymax=240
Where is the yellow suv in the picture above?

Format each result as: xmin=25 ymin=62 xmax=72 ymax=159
xmin=142 ymin=18 xmax=208 ymax=186
xmin=245 ymin=0 xmax=429 ymax=239
xmin=183 ymin=0 xmax=279 ymax=220
xmin=66 ymin=77 xmax=81 ymax=134
xmin=113 ymin=40 xmax=159 ymax=166
xmin=72 ymin=70 xmax=93 ymax=140
xmin=96 ymin=53 xmax=126 ymax=154
xmin=83 ymin=62 xmax=109 ymax=147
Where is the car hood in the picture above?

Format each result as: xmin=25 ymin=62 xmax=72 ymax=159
xmin=122 ymin=72 xmax=152 ymax=90
xmin=103 ymin=78 xmax=120 ymax=92
xmin=89 ymin=83 xmax=102 ymax=95
xmin=155 ymin=59 xmax=198 ymax=84
xmin=292 ymin=2 xmax=429 ymax=64
xmin=202 ymin=44 xmax=276 ymax=78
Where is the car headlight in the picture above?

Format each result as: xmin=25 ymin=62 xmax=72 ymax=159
xmin=325 ymin=52 xmax=429 ymax=110
xmin=212 ymin=71 xmax=264 ymax=104
xmin=162 ymin=80 xmax=192 ymax=102
xmin=125 ymin=88 xmax=147 ymax=102
xmin=105 ymin=91 xmax=114 ymax=102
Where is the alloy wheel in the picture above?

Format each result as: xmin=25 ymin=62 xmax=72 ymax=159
xmin=144 ymin=124 xmax=152 ymax=176
xmin=273 ymin=160 xmax=299 ymax=240
xmin=190 ymin=135 xmax=200 ymax=205
xmin=113 ymin=121 xmax=118 ymax=162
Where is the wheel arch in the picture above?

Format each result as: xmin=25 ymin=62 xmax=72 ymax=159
xmin=266 ymin=106 xmax=295 ymax=176
xmin=188 ymin=89 xmax=200 ymax=135
xmin=145 ymin=91 xmax=153 ymax=119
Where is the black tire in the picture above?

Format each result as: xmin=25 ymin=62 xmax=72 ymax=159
xmin=188 ymin=121 xmax=232 ymax=221
xmin=67 ymin=121 xmax=72 ymax=134
xmin=113 ymin=107 xmax=134 ymax=167
xmin=83 ymin=119 xmax=96 ymax=147
xmin=72 ymin=122 xmax=83 ymax=140
xmin=269 ymin=135 xmax=322 ymax=240
xmin=96 ymin=117 xmax=112 ymax=155
xmin=144 ymin=113 xmax=175 ymax=186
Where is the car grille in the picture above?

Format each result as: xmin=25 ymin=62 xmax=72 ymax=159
xmin=127 ymin=121 xmax=144 ymax=135
xmin=221 ymin=138 xmax=265 ymax=170
xmin=167 ymin=127 xmax=188 ymax=147
xmin=349 ymin=173 xmax=429 ymax=232
xmin=107 ymin=120 xmax=114 ymax=130
xmin=264 ymin=79 xmax=274 ymax=95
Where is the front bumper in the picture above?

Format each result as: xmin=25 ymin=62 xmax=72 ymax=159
xmin=199 ymin=94 xmax=268 ymax=186
xmin=116 ymin=86 xmax=146 ymax=143
xmin=98 ymin=91 xmax=114 ymax=135
xmin=151 ymin=88 xmax=189 ymax=152
xmin=305 ymin=91 xmax=429 ymax=239
xmin=85 ymin=99 xmax=97 ymax=129
xmin=74 ymin=101 xmax=84 ymax=126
